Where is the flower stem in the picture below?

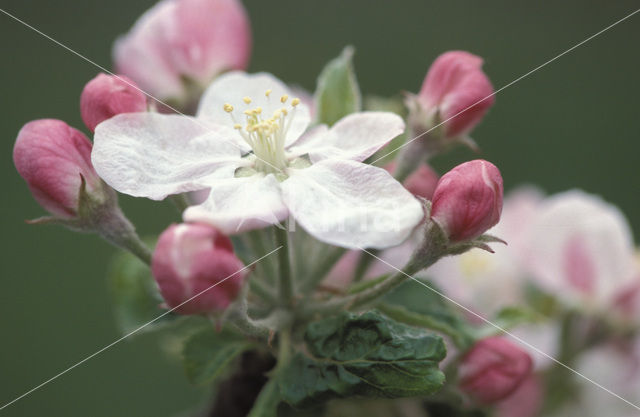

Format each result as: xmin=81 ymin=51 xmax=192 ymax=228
xmin=274 ymin=226 xmax=294 ymax=307
xmin=300 ymin=245 xmax=346 ymax=293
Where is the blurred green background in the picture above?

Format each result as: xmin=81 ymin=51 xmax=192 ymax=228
xmin=1 ymin=0 xmax=639 ymax=415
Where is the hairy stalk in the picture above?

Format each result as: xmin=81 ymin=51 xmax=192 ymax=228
xmin=275 ymin=226 xmax=294 ymax=307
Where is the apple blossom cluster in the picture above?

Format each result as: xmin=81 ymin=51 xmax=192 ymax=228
xmin=12 ymin=0 xmax=640 ymax=416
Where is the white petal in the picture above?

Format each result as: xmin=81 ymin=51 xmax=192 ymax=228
xmin=281 ymin=160 xmax=424 ymax=249
xmin=287 ymin=112 xmax=404 ymax=162
xmin=183 ymin=174 xmax=289 ymax=234
xmin=92 ymin=112 xmax=242 ymax=200
xmin=197 ymin=71 xmax=311 ymax=147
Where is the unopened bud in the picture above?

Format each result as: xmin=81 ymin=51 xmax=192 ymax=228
xmin=431 ymin=160 xmax=503 ymax=242
xmin=80 ymin=73 xmax=147 ymax=132
xmin=459 ymin=337 xmax=533 ymax=404
xmin=415 ymin=50 xmax=494 ymax=139
xmin=152 ymin=223 xmax=247 ymax=314
xmin=13 ymin=119 xmax=105 ymax=218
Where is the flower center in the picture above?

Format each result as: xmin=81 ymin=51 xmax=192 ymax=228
xmin=223 ymin=91 xmax=301 ymax=175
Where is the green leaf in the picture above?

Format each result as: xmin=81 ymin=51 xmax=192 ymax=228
xmin=279 ymin=311 xmax=446 ymax=407
xmin=107 ymin=246 xmax=175 ymax=335
xmin=314 ymin=46 xmax=361 ymax=126
xmin=383 ymin=279 xmax=474 ymax=348
xmin=247 ymin=378 xmax=281 ymax=417
xmin=182 ymin=327 xmax=253 ymax=386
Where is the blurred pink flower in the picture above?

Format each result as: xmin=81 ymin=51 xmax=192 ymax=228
xmin=114 ymin=0 xmax=251 ymax=102
xmin=523 ymin=190 xmax=638 ymax=312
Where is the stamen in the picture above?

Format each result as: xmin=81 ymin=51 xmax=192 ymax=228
xmin=223 ymin=103 xmax=234 ymax=113
xmin=233 ymin=124 xmax=242 ymax=130
xmin=280 ymin=95 xmax=288 ymax=104
xmin=265 ymin=89 xmax=272 ymax=97
xmin=243 ymin=97 xmax=252 ymax=104
xmin=291 ymin=98 xmax=301 ymax=107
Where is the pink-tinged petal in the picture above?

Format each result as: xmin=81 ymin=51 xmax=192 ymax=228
xmin=92 ymin=112 xmax=242 ymax=200
xmin=114 ymin=0 xmax=251 ymax=101
xmin=281 ymin=160 xmax=424 ymax=249
xmin=431 ymin=160 xmax=503 ymax=242
xmin=197 ymin=71 xmax=311 ymax=147
xmin=113 ymin=0 xmax=184 ymax=100
xmin=152 ymin=223 xmax=246 ymax=314
xmin=13 ymin=119 xmax=102 ymax=217
xmin=523 ymin=190 xmax=637 ymax=309
xmin=459 ymin=337 xmax=533 ymax=404
xmin=183 ymin=174 xmax=289 ymax=234
xmin=167 ymin=0 xmax=251 ymax=81
xmin=417 ymin=51 xmax=494 ymax=138
xmin=80 ymin=73 xmax=147 ymax=132
xmin=287 ymin=112 xmax=404 ymax=163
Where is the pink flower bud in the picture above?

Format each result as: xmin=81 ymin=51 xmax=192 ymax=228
xmin=459 ymin=337 xmax=533 ymax=404
xmin=13 ymin=119 xmax=102 ymax=218
xmin=418 ymin=51 xmax=494 ymax=138
xmin=495 ymin=374 xmax=543 ymax=417
xmin=114 ymin=0 xmax=251 ymax=101
xmin=80 ymin=73 xmax=147 ymax=132
xmin=151 ymin=223 xmax=246 ymax=314
xmin=431 ymin=160 xmax=503 ymax=242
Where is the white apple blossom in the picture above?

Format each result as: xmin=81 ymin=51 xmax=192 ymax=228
xmin=92 ymin=71 xmax=424 ymax=249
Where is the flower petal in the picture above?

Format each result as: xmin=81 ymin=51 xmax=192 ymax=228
xmin=92 ymin=112 xmax=242 ymax=200
xmin=287 ymin=112 xmax=404 ymax=163
xmin=197 ymin=71 xmax=311 ymax=146
xmin=281 ymin=159 xmax=424 ymax=249
xmin=183 ymin=174 xmax=289 ymax=234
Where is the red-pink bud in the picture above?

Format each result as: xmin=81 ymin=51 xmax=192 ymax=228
xmin=459 ymin=337 xmax=533 ymax=404
xmin=80 ymin=73 xmax=147 ymax=132
xmin=152 ymin=223 xmax=246 ymax=315
xmin=114 ymin=0 xmax=251 ymax=101
xmin=418 ymin=51 xmax=494 ymax=138
xmin=13 ymin=119 xmax=102 ymax=218
xmin=431 ymin=160 xmax=503 ymax=242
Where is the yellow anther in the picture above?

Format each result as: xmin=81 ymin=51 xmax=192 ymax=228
xmin=273 ymin=109 xmax=282 ymax=118
xmin=280 ymin=95 xmax=288 ymax=103
xmin=243 ymin=97 xmax=252 ymax=104
xmin=223 ymin=103 xmax=234 ymax=113
xmin=233 ymin=124 xmax=242 ymax=130
xmin=265 ymin=89 xmax=272 ymax=97
xmin=244 ymin=109 xmax=254 ymax=116
xmin=291 ymin=98 xmax=301 ymax=107
xmin=255 ymin=107 xmax=263 ymax=114
xmin=281 ymin=107 xmax=288 ymax=115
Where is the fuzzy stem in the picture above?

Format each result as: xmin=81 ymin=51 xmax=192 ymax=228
xmin=300 ymin=246 xmax=346 ymax=293
xmin=275 ymin=226 xmax=294 ymax=307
